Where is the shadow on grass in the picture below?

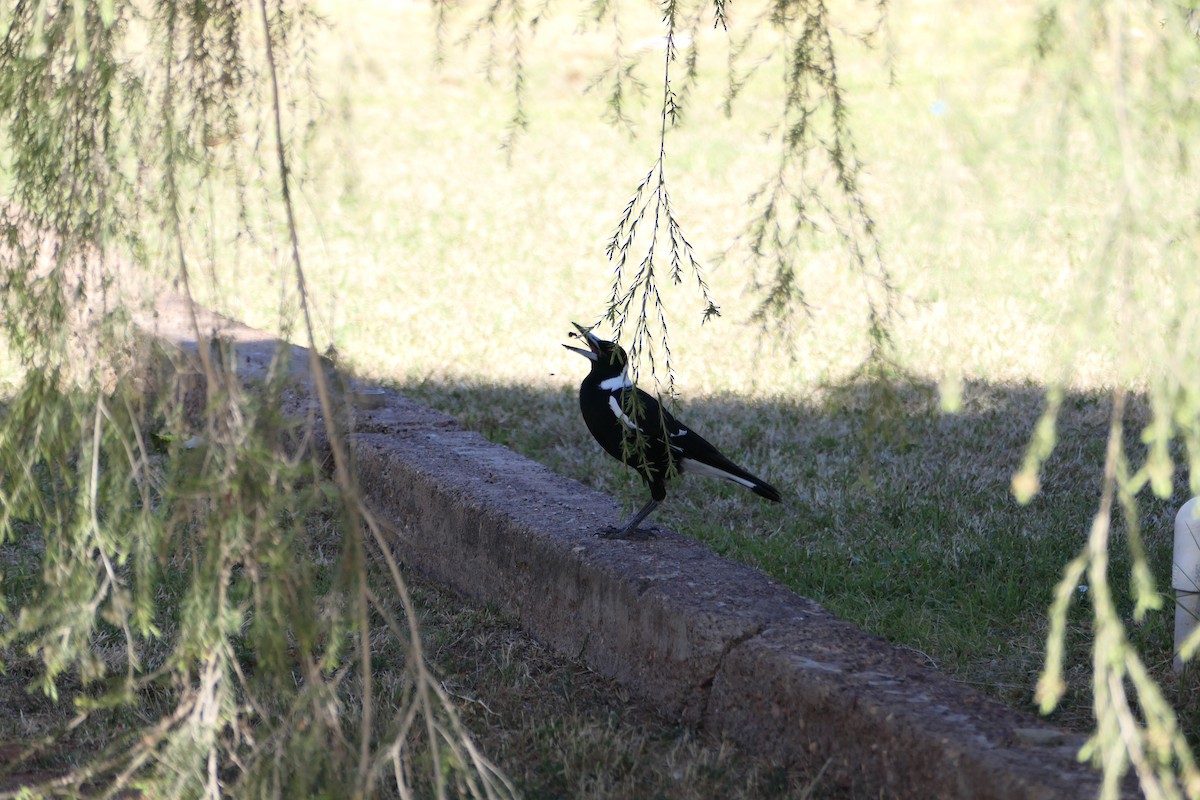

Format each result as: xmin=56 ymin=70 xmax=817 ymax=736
xmin=393 ymin=373 xmax=1196 ymax=735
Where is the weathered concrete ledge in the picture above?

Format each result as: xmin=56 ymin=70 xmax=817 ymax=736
xmin=137 ymin=295 xmax=1121 ymax=799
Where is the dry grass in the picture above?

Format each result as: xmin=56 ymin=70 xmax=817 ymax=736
xmin=404 ymin=574 xmax=844 ymax=799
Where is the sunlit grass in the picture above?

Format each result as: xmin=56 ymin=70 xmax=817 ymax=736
xmin=197 ymin=0 xmax=1160 ymax=393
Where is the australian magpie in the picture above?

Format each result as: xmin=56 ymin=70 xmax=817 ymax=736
xmin=564 ymin=322 xmax=782 ymax=539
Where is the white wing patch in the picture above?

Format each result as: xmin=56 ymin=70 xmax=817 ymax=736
xmin=599 ymin=372 xmax=633 ymax=391
xmin=669 ymin=428 xmax=687 ymax=452
xmin=608 ymin=395 xmax=642 ymax=431
xmin=680 ymin=457 xmax=756 ymax=489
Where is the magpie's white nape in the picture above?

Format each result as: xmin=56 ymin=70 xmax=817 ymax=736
xmin=564 ymin=321 xmax=781 ymax=540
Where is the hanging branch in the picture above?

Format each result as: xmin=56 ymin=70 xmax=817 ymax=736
xmin=733 ymin=0 xmax=896 ymax=353
xmin=0 ymin=2 xmax=515 ymax=798
xmin=603 ymin=0 xmax=720 ymax=402
xmin=435 ymin=0 xmax=531 ymax=151
xmin=256 ymin=2 xmax=515 ymax=797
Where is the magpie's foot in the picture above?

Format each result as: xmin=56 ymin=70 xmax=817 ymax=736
xmin=598 ymin=525 xmax=657 ymax=541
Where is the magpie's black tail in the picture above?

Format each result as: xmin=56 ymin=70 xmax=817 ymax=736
xmin=678 ymin=440 xmax=783 ymax=503
xmin=749 ymin=477 xmax=782 ymax=503
xmin=722 ymin=461 xmax=782 ymax=502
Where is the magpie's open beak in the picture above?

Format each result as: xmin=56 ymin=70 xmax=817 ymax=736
xmin=563 ymin=321 xmax=599 ymax=361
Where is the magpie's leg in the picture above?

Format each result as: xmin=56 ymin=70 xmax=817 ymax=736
xmin=600 ymin=499 xmax=660 ymax=540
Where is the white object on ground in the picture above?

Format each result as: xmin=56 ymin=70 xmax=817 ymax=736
xmin=1173 ymin=497 xmax=1200 ymax=672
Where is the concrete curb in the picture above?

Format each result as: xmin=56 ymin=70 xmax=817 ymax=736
xmin=138 ymin=296 xmax=1118 ymax=800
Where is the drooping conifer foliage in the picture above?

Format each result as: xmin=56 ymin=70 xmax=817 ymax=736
xmin=0 ymin=2 xmax=512 ymax=797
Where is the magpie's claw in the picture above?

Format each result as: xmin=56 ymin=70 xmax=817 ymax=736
xmin=598 ymin=525 xmax=657 ymax=541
